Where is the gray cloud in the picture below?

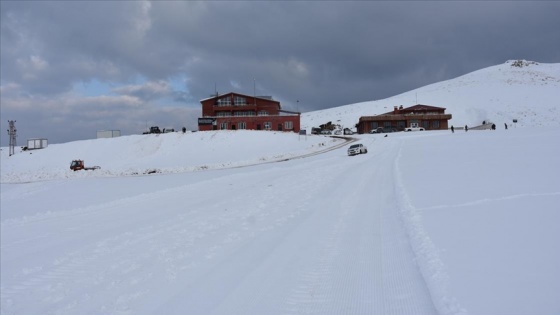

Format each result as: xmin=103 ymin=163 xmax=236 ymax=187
xmin=1 ymin=1 xmax=559 ymax=144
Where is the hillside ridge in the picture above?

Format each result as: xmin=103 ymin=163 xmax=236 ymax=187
xmin=302 ymin=60 xmax=560 ymax=130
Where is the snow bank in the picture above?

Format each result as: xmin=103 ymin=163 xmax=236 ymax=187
xmin=1 ymin=131 xmax=345 ymax=183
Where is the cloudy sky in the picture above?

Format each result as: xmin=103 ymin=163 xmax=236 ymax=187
xmin=1 ymin=1 xmax=559 ymax=144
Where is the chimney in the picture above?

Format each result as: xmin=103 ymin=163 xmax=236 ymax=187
xmin=394 ymin=106 xmax=398 ymax=114
xmin=399 ymin=105 xmax=403 ymax=110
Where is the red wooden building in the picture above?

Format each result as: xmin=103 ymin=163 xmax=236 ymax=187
xmin=357 ymin=104 xmax=452 ymax=134
xmin=198 ymin=92 xmax=300 ymax=132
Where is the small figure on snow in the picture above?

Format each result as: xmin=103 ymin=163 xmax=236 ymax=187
xmin=504 ymin=123 xmax=508 ymax=130
xmin=492 ymin=124 xmax=496 ymax=130
xmin=464 ymin=125 xmax=468 ymax=132
xmin=451 ymin=125 xmax=455 ymax=133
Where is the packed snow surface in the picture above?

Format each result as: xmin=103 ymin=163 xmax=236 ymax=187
xmin=2 ymin=127 xmax=559 ymax=315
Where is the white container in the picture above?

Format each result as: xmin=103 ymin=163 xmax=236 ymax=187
xmin=97 ymin=130 xmax=121 ymax=139
xmin=27 ymin=138 xmax=48 ymax=150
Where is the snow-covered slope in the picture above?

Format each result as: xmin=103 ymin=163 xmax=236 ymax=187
xmin=302 ymin=60 xmax=560 ymax=130
xmin=0 ymin=130 xmax=344 ymax=183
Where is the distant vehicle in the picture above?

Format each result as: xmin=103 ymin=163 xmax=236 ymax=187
xmin=70 ymin=160 xmax=100 ymax=171
xmin=311 ymin=127 xmax=322 ymax=135
xmin=371 ymin=127 xmax=396 ymax=133
xmin=405 ymin=127 xmax=425 ymax=132
xmin=343 ymin=128 xmax=354 ymax=135
xmin=347 ymin=143 xmax=367 ymax=156
xmin=320 ymin=130 xmax=332 ymax=135
xmin=334 ymin=130 xmax=342 ymax=135
xmin=143 ymin=126 xmax=161 ymax=134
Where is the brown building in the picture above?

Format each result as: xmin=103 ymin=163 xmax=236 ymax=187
xmin=357 ymin=104 xmax=452 ymax=134
xmin=198 ymin=92 xmax=300 ymax=132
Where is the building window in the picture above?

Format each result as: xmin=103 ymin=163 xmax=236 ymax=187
xmin=234 ymin=111 xmax=255 ymax=117
xmin=264 ymin=122 xmax=271 ymax=130
xmin=284 ymin=121 xmax=293 ymax=130
xmin=258 ymin=110 xmax=268 ymax=116
xmin=234 ymin=96 xmax=246 ymax=106
xmin=422 ymin=121 xmax=429 ymax=129
xmin=370 ymin=122 xmax=378 ymax=129
xmin=220 ymin=122 xmax=228 ymax=130
xmin=217 ymin=112 xmax=231 ymax=117
xmin=384 ymin=122 xmax=392 ymax=127
xmin=397 ymin=121 xmax=406 ymax=129
xmin=432 ymin=120 xmax=440 ymax=128
xmin=238 ymin=122 xmax=246 ymax=130
xmin=216 ymin=98 xmax=231 ymax=106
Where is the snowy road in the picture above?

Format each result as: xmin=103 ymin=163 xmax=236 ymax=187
xmin=1 ymin=136 xmax=438 ymax=314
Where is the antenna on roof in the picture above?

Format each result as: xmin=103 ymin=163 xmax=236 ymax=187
xmin=215 ymin=83 xmax=218 ymax=97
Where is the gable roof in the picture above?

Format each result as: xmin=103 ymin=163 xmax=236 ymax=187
xmin=403 ymin=104 xmax=446 ymax=111
xmin=381 ymin=104 xmax=446 ymax=115
xmin=200 ymin=92 xmax=279 ymax=104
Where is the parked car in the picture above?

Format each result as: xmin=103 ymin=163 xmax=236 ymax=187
xmin=372 ymin=127 xmax=396 ymax=133
xmin=320 ymin=130 xmax=332 ymax=135
xmin=347 ymin=143 xmax=367 ymax=156
xmin=405 ymin=127 xmax=425 ymax=132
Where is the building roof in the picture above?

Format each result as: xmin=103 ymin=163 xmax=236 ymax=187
xmin=402 ymin=104 xmax=446 ymax=111
xmin=381 ymin=104 xmax=446 ymax=115
xmin=200 ymin=92 xmax=279 ymax=104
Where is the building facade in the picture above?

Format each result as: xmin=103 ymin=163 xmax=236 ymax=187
xmin=357 ymin=104 xmax=452 ymax=134
xmin=198 ymin=92 xmax=300 ymax=132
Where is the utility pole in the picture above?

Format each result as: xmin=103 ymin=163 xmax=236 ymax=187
xmin=7 ymin=120 xmax=17 ymax=156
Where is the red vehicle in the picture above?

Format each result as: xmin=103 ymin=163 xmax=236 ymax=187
xmin=70 ymin=160 xmax=100 ymax=171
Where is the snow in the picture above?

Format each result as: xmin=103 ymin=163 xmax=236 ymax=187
xmin=2 ymin=61 xmax=560 ymax=315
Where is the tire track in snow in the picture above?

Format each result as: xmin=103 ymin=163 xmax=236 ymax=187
xmin=393 ymin=140 xmax=468 ymax=315
xmin=283 ymin=148 xmax=384 ymax=314
xmin=417 ymin=191 xmax=560 ymax=211
xmin=274 ymin=137 xmax=440 ymax=315
xmin=1 ymin=181 xmax=244 ymax=314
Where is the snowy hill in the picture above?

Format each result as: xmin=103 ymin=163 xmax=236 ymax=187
xmin=0 ymin=131 xmax=345 ymax=183
xmin=302 ymin=60 xmax=560 ymax=130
